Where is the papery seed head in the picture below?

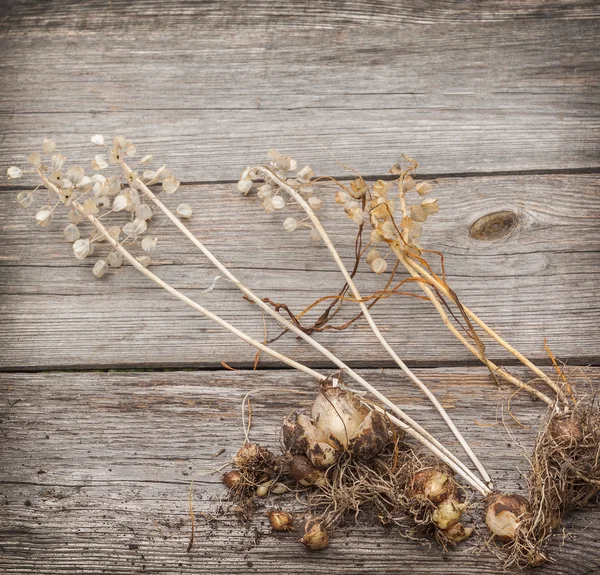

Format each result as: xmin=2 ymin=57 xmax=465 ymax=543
xmin=271 ymin=196 xmax=285 ymax=210
xmin=63 ymin=223 xmax=80 ymax=242
xmin=137 ymin=255 xmax=151 ymax=268
xmin=283 ymin=217 xmax=298 ymax=232
xmin=91 ymin=135 xmax=105 ymax=146
xmin=107 ymin=251 xmax=123 ymax=268
xmin=142 ymin=236 xmax=157 ymax=255
xmin=308 ymin=196 xmax=322 ymax=211
xmin=7 ymin=166 xmax=23 ymax=179
xmin=112 ymin=195 xmax=128 ymax=212
xmin=371 ymin=257 xmax=387 ymax=274
xmin=237 ymin=178 xmax=252 ymax=195
xmin=93 ymin=260 xmax=108 ymax=278
xmin=36 ymin=209 xmax=53 ymax=227
xmin=42 ymin=138 xmax=56 ymax=154
xmin=176 ymin=203 xmax=193 ymax=218
xmin=140 ymin=154 xmax=152 ymax=165
xmin=16 ymin=190 xmax=34 ymax=208
xmin=162 ymin=176 xmax=180 ymax=195
xmin=136 ymin=203 xmax=153 ymax=221
xmin=73 ymin=238 xmax=92 ymax=260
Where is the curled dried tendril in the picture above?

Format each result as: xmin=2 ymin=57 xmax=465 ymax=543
xmin=7 ymin=136 xmax=190 ymax=279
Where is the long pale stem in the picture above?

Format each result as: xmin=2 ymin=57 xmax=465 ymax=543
xmin=128 ymin=174 xmax=489 ymax=494
xmin=254 ymin=166 xmax=493 ymax=488
xmin=403 ymin=256 xmax=566 ymax=404
xmin=392 ymin=248 xmax=555 ymax=407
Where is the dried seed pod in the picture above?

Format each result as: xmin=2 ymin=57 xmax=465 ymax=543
xmin=348 ymin=410 xmax=389 ymax=461
xmin=267 ymin=510 xmax=294 ymax=532
xmin=548 ymin=415 xmax=583 ymax=446
xmin=411 ymin=468 xmax=456 ymax=504
xmin=485 ymin=493 xmax=529 ymax=542
xmin=288 ymin=454 xmax=327 ymax=488
xmin=300 ymin=518 xmax=329 ymax=550
xmin=222 ymin=470 xmax=242 ymax=490
xmin=443 ymin=522 xmax=473 ymax=544
xmin=432 ymin=497 xmax=465 ymax=530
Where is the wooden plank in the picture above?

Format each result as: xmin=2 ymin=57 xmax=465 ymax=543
xmin=3 ymin=0 xmax=599 ymax=30
xmin=1 ymin=5 xmax=599 ymax=179
xmin=1 ymin=174 xmax=598 ymax=370
xmin=1 ymin=367 xmax=598 ymax=574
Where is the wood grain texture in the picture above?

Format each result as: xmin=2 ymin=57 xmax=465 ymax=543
xmin=1 ymin=367 xmax=599 ymax=575
xmin=1 ymin=2 xmax=599 ymax=179
xmin=1 ymin=174 xmax=598 ymax=370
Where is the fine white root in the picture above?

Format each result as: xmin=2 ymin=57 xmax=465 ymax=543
xmin=252 ymin=165 xmax=493 ymax=488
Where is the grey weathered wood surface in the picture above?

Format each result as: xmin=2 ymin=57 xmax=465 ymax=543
xmin=0 ymin=1 xmax=599 ymax=573
xmin=2 ymin=368 xmax=600 ymax=575
xmin=1 ymin=175 xmax=599 ymax=370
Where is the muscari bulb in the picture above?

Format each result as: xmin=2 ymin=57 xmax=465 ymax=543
xmin=222 ymin=470 xmax=242 ymax=490
xmin=176 ymin=203 xmax=192 ymax=218
xmin=300 ymin=518 xmax=329 ymax=551
xmin=432 ymin=497 xmax=465 ymax=530
xmin=256 ymin=480 xmax=274 ymax=497
xmin=267 ymin=510 xmax=294 ymax=532
xmin=141 ymin=236 xmax=157 ymax=255
xmin=444 ymin=522 xmax=473 ymax=543
xmin=283 ymin=217 xmax=297 ymax=232
xmin=270 ymin=482 xmax=288 ymax=495
xmin=485 ymin=493 xmax=529 ymax=542
xmin=63 ymin=223 xmax=80 ymax=242
xmin=548 ymin=415 xmax=583 ymax=446
xmin=288 ymin=454 xmax=327 ymax=488
xmin=73 ymin=239 xmax=92 ymax=260
xmin=411 ymin=468 xmax=456 ymax=504
xmin=93 ymin=260 xmax=108 ymax=278
xmin=136 ymin=203 xmax=153 ymax=221
xmin=36 ymin=209 xmax=53 ymax=227
xmin=107 ymin=251 xmax=123 ymax=268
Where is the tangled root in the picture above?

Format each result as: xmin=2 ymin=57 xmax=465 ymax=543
xmin=503 ymin=405 xmax=600 ymax=568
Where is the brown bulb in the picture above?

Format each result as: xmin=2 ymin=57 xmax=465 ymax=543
xmin=288 ymin=454 xmax=327 ymax=488
xmin=267 ymin=510 xmax=294 ymax=532
xmin=443 ymin=522 xmax=473 ymax=543
xmin=485 ymin=493 xmax=529 ymax=541
xmin=548 ymin=416 xmax=583 ymax=446
xmin=222 ymin=470 xmax=242 ymax=490
xmin=411 ymin=468 xmax=456 ymax=504
xmin=300 ymin=518 xmax=329 ymax=550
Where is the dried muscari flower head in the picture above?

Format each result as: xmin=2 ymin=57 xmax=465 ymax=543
xmin=8 ymin=136 xmax=186 ymax=279
xmin=238 ymin=150 xmax=322 ymax=240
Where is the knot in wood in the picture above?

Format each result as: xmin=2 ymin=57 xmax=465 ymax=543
xmin=469 ymin=210 xmax=519 ymax=241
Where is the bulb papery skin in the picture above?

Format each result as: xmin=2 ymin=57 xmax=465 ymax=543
xmin=300 ymin=518 xmax=329 ymax=551
xmin=283 ymin=413 xmax=341 ymax=469
xmin=288 ymin=454 xmax=327 ymax=488
xmin=485 ymin=493 xmax=529 ymax=542
xmin=233 ymin=442 xmax=270 ymax=469
xmin=348 ymin=410 xmax=389 ymax=461
xmin=311 ymin=383 xmax=368 ymax=447
xmin=412 ymin=468 xmax=456 ymax=504
xmin=432 ymin=497 xmax=464 ymax=530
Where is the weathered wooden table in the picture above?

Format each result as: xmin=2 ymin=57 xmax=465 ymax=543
xmin=1 ymin=1 xmax=599 ymax=573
